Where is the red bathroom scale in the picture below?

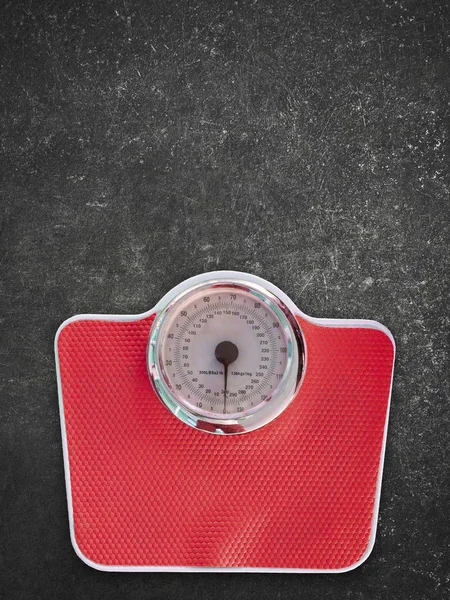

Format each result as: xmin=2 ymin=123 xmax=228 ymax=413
xmin=55 ymin=271 xmax=395 ymax=572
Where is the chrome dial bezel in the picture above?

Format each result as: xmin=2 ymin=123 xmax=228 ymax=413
xmin=147 ymin=278 xmax=304 ymax=434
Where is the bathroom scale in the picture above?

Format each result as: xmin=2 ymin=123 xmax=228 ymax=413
xmin=55 ymin=270 xmax=395 ymax=572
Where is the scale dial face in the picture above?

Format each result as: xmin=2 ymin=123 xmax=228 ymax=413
xmin=147 ymin=280 xmax=304 ymax=434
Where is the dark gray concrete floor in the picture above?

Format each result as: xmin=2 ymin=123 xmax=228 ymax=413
xmin=1 ymin=0 xmax=449 ymax=598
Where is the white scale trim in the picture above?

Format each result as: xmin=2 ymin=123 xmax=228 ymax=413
xmin=55 ymin=270 xmax=396 ymax=573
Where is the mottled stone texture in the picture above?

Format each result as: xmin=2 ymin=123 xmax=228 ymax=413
xmin=0 ymin=0 xmax=449 ymax=598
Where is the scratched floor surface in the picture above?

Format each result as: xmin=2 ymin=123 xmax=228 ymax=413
xmin=1 ymin=0 xmax=449 ymax=599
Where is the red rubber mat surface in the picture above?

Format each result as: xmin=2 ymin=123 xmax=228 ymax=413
xmin=57 ymin=314 xmax=394 ymax=570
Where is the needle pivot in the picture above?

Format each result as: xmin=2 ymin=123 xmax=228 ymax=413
xmin=215 ymin=341 xmax=239 ymax=366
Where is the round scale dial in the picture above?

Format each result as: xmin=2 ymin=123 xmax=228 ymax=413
xmin=148 ymin=280 xmax=303 ymax=434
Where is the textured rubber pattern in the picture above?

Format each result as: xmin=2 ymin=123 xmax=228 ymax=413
xmin=57 ymin=314 xmax=394 ymax=570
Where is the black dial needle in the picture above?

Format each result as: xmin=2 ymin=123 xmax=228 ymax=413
xmin=215 ymin=341 xmax=239 ymax=414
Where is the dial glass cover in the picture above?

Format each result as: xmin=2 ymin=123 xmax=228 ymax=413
xmin=147 ymin=281 xmax=303 ymax=434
